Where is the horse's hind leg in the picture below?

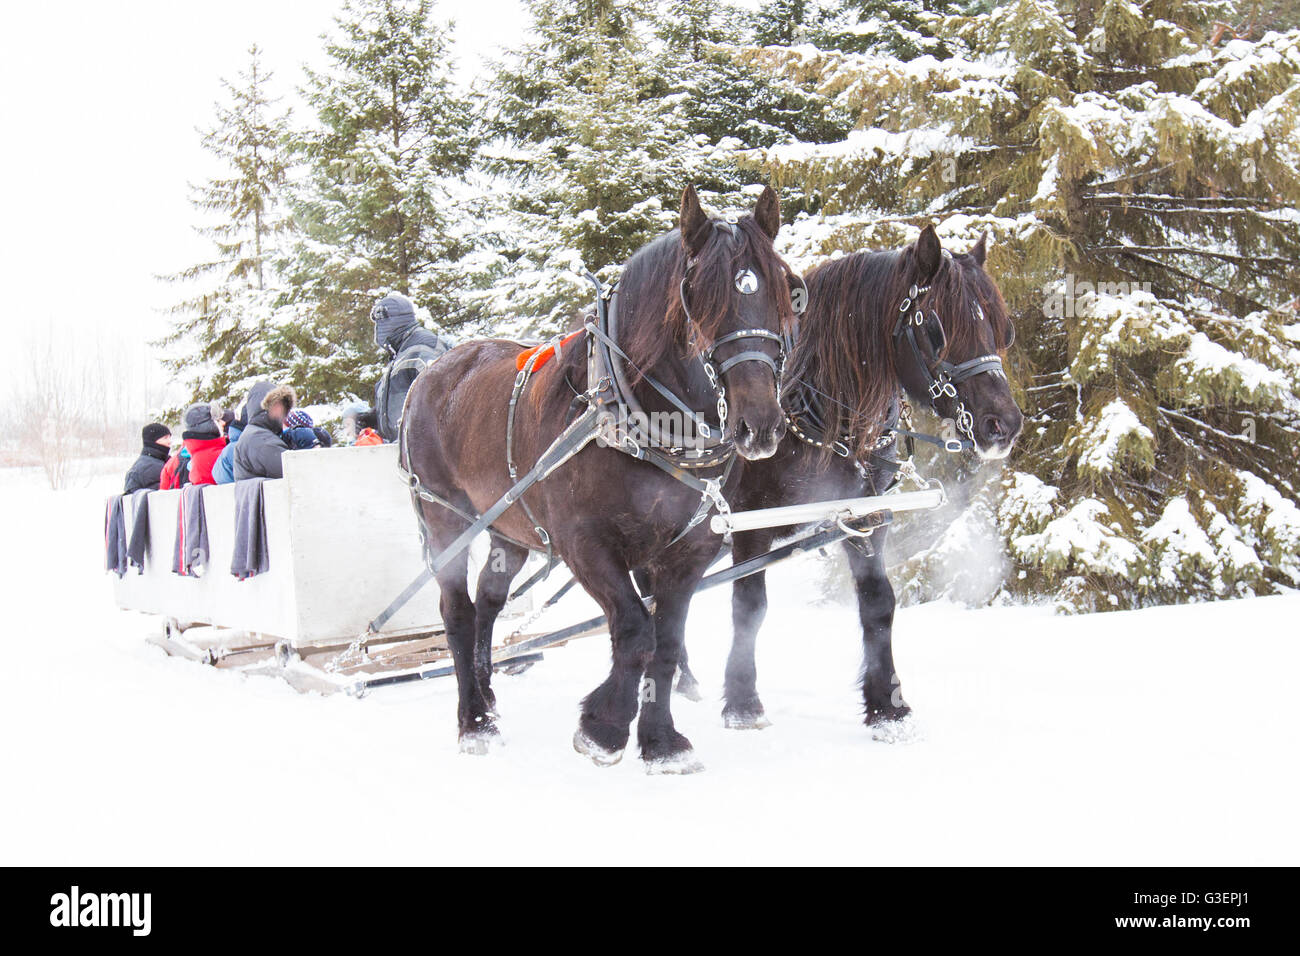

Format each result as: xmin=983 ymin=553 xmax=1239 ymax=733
xmin=473 ymin=534 xmax=529 ymax=714
xmin=420 ymin=500 xmax=497 ymax=753
xmin=844 ymin=525 xmax=912 ymax=734
xmin=569 ymin=548 xmax=655 ymax=766
xmin=636 ymin=560 xmax=708 ymax=773
xmin=723 ymin=528 xmax=775 ymax=729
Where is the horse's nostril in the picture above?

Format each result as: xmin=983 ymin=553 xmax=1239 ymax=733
xmin=982 ymin=415 xmax=1007 ymax=441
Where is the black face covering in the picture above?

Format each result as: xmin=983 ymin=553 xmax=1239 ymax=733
xmin=374 ymin=313 xmax=416 ymax=355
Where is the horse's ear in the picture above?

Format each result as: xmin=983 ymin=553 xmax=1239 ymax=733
xmin=754 ymin=185 xmax=781 ymax=240
xmin=915 ymin=224 xmax=942 ymax=281
xmin=971 ymin=230 xmax=988 ymax=268
xmin=679 ymin=185 xmax=710 ymax=258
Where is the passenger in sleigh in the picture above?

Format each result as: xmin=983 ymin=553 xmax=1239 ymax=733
xmin=233 ymin=381 xmax=297 ymax=481
xmin=161 ymin=403 xmax=226 ymax=489
xmin=283 ymin=409 xmax=333 ymax=450
xmin=370 ymin=292 xmax=453 ymax=442
xmin=353 ymin=408 xmax=384 ymax=446
xmin=123 ymin=422 xmax=171 ymax=493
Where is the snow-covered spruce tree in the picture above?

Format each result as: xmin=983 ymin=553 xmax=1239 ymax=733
xmin=471 ymin=0 xmax=655 ymax=335
xmin=158 ymin=45 xmax=292 ymax=410
xmin=473 ymin=0 xmax=813 ymax=337
xmin=278 ymin=0 xmax=476 ymax=400
xmin=814 ymin=0 xmax=965 ymax=59
xmin=736 ymin=1 xmax=1300 ymax=611
xmin=653 ymin=0 xmax=850 ymax=175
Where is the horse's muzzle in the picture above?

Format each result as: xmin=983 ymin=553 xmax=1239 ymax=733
xmin=734 ymin=415 xmax=786 ymax=460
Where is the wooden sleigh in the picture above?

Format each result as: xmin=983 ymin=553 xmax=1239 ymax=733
xmin=112 ymin=443 xmax=554 ymax=695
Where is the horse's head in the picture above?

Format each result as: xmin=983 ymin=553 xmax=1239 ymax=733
xmin=673 ymin=184 xmax=792 ymax=460
xmin=892 ymin=225 xmax=1022 ymax=460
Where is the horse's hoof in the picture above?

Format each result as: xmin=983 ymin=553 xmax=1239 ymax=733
xmin=674 ymin=674 xmax=704 ymax=702
xmin=867 ymin=713 xmax=921 ymax=744
xmin=458 ymin=732 xmax=496 ymax=756
xmin=723 ymin=709 xmax=771 ymax=730
xmin=645 ymin=748 xmax=705 ymax=775
xmin=573 ymin=729 xmax=623 ymax=767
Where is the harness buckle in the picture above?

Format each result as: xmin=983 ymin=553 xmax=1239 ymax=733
xmin=929 ymin=376 xmax=956 ymax=400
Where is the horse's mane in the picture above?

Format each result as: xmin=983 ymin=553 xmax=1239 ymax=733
xmin=784 ymin=244 xmax=1013 ymax=460
xmin=616 ymin=214 xmax=794 ymax=379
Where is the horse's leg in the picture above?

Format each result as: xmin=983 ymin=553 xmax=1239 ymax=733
xmin=674 ymin=644 xmax=704 ymax=702
xmin=636 ymin=559 xmax=708 ymax=772
xmin=421 ymin=500 xmax=497 ymax=753
xmin=569 ymin=548 xmax=655 ymax=766
xmin=635 ymin=568 xmax=702 ymax=702
xmin=843 ymin=525 xmax=912 ymax=731
xmin=472 ymin=533 xmax=529 ymax=715
xmin=722 ymin=528 xmax=775 ymax=729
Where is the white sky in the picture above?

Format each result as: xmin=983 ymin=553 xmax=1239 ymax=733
xmin=0 ymin=0 xmax=524 ymax=397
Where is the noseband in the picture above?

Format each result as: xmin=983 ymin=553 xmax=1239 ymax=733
xmin=892 ymin=280 xmax=1004 ymax=446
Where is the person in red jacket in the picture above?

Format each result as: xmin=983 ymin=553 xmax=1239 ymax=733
xmin=161 ymin=403 xmax=227 ymax=488
xmin=353 ymin=408 xmax=384 ymax=446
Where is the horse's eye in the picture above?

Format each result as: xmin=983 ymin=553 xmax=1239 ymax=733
xmin=735 ymin=269 xmax=759 ymax=295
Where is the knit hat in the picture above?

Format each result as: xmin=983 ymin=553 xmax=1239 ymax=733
xmin=370 ymin=292 xmax=416 ymax=324
xmin=183 ymin=402 xmax=221 ymax=438
xmin=142 ymin=422 xmax=171 ymax=445
xmin=372 ymin=292 xmax=419 ymax=353
xmin=284 ymin=409 xmax=314 ymax=430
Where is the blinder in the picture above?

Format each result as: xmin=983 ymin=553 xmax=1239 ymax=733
xmin=892 ymin=281 xmax=1006 ymax=447
xmin=678 ymin=253 xmax=788 ymax=387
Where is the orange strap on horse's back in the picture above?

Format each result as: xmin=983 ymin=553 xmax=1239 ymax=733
xmin=516 ymin=330 xmax=584 ymax=372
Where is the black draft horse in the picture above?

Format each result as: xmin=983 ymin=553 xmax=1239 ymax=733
xmin=694 ymin=225 xmax=1024 ymax=733
xmin=402 ymin=186 xmax=795 ymax=771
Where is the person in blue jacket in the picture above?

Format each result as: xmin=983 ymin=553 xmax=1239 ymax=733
xmin=213 ymin=406 xmax=245 ymax=484
xmin=283 ymin=409 xmax=333 ymax=450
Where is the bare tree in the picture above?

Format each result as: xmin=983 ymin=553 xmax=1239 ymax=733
xmin=7 ymin=324 xmax=157 ymax=488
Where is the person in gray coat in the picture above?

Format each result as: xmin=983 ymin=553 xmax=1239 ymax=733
xmin=233 ymin=381 xmax=296 ymax=480
xmin=371 ymin=292 xmax=453 ymax=441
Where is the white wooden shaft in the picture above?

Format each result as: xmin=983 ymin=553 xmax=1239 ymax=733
xmin=710 ymin=488 xmax=945 ymax=535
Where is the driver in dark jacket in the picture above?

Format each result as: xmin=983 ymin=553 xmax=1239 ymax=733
xmin=233 ymin=381 xmax=296 ymax=480
xmin=371 ymin=292 xmax=452 ymax=441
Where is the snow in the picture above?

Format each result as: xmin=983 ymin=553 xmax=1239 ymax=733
xmin=998 ymin=471 xmax=1059 ymax=529
xmin=1012 ymin=497 xmax=1141 ymax=577
xmin=1075 ymin=398 xmax=1154 ymax=476
xmin=1177 ymin=331 xmax=1288 ymax=401
xmin=1142 ymin=497 xmax=1217 ymax=587
xmin=3 ymin=464 xmax=1298 ymax=865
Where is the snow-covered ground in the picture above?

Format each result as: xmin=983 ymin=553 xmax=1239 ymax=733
xmin=2 ymin=463 xmax=1297 ymax=865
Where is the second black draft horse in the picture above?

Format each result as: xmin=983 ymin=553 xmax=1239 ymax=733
xmin=702 ymin=225 xmax=1023 ymax=734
